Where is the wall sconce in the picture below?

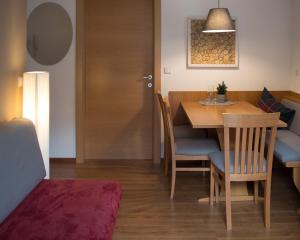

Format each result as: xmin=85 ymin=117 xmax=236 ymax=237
xmin=23 ymin=71 xmax=49 ymax=179
xmin=203 ymin=0 xmax=236 ymax=33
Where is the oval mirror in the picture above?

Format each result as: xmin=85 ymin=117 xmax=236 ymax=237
xmin=27 ymin=2 xmax=73 ymax=65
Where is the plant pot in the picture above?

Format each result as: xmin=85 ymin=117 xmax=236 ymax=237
xmin=217 ymin=94 xmax=227 ymax=103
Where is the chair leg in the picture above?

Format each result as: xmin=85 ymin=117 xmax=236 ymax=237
xmin=164 ymin=139 xmax=169 ymax=176
xmin=170 ymin=162 xmax=176 ymax=200
xmin=215 ymin=181 xmax=219 ymax=204
xmin=225 ymin=178 xmax=232 ymax=230
xmin=210 ymin=164 xmax=215 ymax=206
xmin=254 ymin=181 xmax=259 ymax=204
xmin=202 ymin=161 xmax=206 ymax=176
xmin=264 ymin=180 xmax=271 ymax=229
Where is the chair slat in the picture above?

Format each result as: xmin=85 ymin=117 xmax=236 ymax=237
xmin=247 ymin=128 xmax=254 ymax=174
xmin=224 ymin=127 xmax=231 ymax=174
xmin=240 ymin=128 xmax=247 ymax=174
xmin=234 ymin=128 xmax=240 ymax=174
xmin=259 ymin=127 xmax=267 ymax=173
xmin=253 ymin=127 xmax=260 ymax=174
xmin=265 ymin=127 xmax=277 ymax=175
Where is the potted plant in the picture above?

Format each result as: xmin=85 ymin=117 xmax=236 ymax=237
xmin=216 ymin=81 xmax=228 ymax=103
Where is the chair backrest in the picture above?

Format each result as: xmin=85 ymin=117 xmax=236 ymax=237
xmin=156 ymin=92 xmax=170 ymax=139
xmin=156 ymin=92 xmax=176 ymax=157
xmin=223 ymin=113 xmax=279 ymax=177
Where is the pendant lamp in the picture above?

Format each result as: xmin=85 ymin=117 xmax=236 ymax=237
xmin=203 ymin=0 xmax=236 ymax=33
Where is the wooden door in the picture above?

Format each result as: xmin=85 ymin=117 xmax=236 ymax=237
xmin=84 ymin=0 xmax=154 ymax=159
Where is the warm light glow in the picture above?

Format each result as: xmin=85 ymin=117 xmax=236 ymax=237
xmin=23 ymin=71 xmax=49 ymax=179
xmin=202 ymin=29 xmax=236 ymax=33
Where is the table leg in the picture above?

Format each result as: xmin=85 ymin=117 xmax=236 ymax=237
xmin=293 ymin=169 xmax=300 ymax=214
xmin=216 ymin=128 xmax=224 ymax=150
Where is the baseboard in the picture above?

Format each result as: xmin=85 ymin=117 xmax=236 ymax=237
xmin=50 ymin=158 xmax=76 ymax=164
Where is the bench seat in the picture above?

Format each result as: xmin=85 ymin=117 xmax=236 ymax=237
xmin=273 ymin=130 xmax=300 ymax=167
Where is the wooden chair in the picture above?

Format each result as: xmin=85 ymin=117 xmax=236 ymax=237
xmin=156 ymin=92 xmax=209 ymax=176
xmin=162 ymin=98 xmax=219 ymax=199
xmin=209 ymin=113 xmax=280 ymax=230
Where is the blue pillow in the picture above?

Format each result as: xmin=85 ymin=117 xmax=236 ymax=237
xmin=257 ymin=88 xmax=295 ymax=128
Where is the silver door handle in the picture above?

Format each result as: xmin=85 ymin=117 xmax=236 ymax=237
xmin=143 ymin=75 xmax=153 ymax=81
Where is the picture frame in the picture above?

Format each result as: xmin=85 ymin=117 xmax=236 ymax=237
xmin=187 ymin=17 xmax=239 ymax=68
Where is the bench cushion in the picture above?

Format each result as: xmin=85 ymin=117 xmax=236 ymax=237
xmin=0 ymin=180 xmax=122 ymax=240
xmin=176 ymin=138 xmax=219 ymax=156
xmin=281 ymin=99 xmax=300 ymax=135
xmin=0 ymin=119 xmax=46 ymax=223
xmin=271 ymin=130 xmax=300 ymax=163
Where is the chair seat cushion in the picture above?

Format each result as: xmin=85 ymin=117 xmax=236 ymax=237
xmin=0 ymin=180 xmax=122 ymax=240
xmin=209 ymin=151 xmax=266 ymax=173
xmin=269 ymin=130 xmax=300 ymax=163
xmin=174 ymin=125 xmax=207 ymax=138
xmin=175 ymin=138 xmax=219 ymax=156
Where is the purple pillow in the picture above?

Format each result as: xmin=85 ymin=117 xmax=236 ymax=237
xmin=257 ymin=88 xmax=295 ymax=128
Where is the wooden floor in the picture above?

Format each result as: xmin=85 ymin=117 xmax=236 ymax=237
xmin=51 ymin=159 xmax=300 ymax=240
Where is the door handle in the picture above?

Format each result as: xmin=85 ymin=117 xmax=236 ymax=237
xmin=143 ymin=75 xmax=153 ymax=81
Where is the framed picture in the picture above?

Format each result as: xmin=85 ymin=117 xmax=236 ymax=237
xmin=187 ymin=17 xmax=239 ymax=68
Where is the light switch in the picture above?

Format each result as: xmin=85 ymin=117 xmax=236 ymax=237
xmin=164 ymin=67 xmax=171 ymax=75
xmin=296 ymin=69 xmax=299 ymax=77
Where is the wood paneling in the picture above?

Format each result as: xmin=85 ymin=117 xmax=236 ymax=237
xmin=84 ymin=0 xmax=153 ymax=159
xmin=51 ymin=159 xmax=300 ymax=239
xmin=285 ymin=91 xmax=300 ymax=104
xmin=168 ymin=91 xmax=291 ymax=125
xmin=75 ymin=0 xmax=85 ymax=163
xmin=153 ymin=0 xmax=162 ymax=163
xmin=0 ymin=0 xmax=26 ymax=121
xmin=76 ymin=0 xmax=161 ymax=162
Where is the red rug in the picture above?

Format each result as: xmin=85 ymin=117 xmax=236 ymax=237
xmin=0 ymin=180 xmax=122 ymax=240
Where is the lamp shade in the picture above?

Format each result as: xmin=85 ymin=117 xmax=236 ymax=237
xmin=203 ymin=8 xmax=236 ymax=33
xmin=23 ymin=71 xmax=49 ymax=179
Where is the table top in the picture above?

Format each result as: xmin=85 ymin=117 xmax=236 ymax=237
xmin=181 ymin=101 xmax=287 ymax=128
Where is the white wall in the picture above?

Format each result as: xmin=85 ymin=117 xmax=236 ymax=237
xmin=26 ymin=0 xmax=76 ymax=158
xmin=161 ymin=0 xmax=293 ymax=95
xmin=291 ymin=0 xmax=300 ymax=93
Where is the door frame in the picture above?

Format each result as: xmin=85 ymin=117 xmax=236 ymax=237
xmin=76 ymin=0 xmax=161 ymax=163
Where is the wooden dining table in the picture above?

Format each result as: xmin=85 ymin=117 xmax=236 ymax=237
xmin=181 ymin=100 xmax=287 ymax=202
